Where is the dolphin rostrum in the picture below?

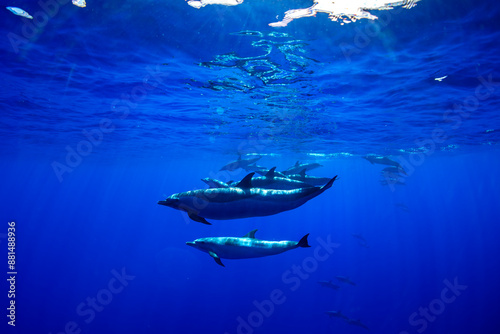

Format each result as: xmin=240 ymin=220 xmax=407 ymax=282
xmin=186 ymin=230 xmax=311 ymax=267
xmin=158 ymin=173 xmax=338 ymax=225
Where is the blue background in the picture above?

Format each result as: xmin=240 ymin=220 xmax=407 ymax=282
xmin=1 ymin=0 xmax=500 ymax=333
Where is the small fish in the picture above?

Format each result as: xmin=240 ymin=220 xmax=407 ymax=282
xmin=6 ymin=7 xmax=33 ymax=19
xmin=435 ymin=75 xmax=447 ymax=82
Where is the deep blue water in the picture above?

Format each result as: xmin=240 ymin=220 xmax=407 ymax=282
xmin=1 ymin=0 xmax=500 ymax=333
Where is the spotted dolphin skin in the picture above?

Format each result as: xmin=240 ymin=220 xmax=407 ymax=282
xmin=186 ymin=229 xmax=310 ymax=267
xmin=158 ymin=173 xmax=337 ymax=225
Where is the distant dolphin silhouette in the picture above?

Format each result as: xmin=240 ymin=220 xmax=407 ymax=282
xmin=335 ymin=276 xmax=356 ymax=285
xmin=318 ymin=281 xmax=340 ymax=290
xmin=363 ymin=154 xmax=404 ymax=170
xmin=325 ymin=310 xmax=348 ymax=319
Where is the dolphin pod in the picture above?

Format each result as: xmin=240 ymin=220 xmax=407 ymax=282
xmin=158 ymin=173 xmax=337 ymax=225
xmin=186 ymin=229 xmax=311 ymax=267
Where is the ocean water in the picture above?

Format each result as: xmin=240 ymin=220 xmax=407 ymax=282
xmin=1 ymin=0 xmax=500 ymax=333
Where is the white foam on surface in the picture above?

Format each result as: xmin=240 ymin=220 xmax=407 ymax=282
xmin=186 ymin=0 xmax=421 ymax=26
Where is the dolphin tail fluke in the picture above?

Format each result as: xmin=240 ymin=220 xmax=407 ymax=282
xmin=320 ymin=175 xmax=338 ymax=191
xmin=297 ymin=233 xmax=311 ymax=248
xmin=188 ymin=212 xmax=212 ymax=225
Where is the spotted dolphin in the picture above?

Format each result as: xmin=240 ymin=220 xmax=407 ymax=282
xmin=346 ymin=318 xmax=369 ymax=330
xmin=363 ymin=154 xmax=404 ymax=170
xmin=325 ymin=310 xmax=348 ymax=319
xmin=318 ymin=280 xmax=340 ymax=290
xmin=287 ymin=169 xmax=332 ymax=186
xmin=220 ymin=155 xmax=262 ymax=171
xmin=255 ymin=168 xmax=288 ymax=179
xmin=186 ymin=229 xmax=310 ymax=267
xmin=228 ymin=167 xmax=314 ymax=190
xmin=283 ymin=161 xmax=322 ymax=175
xmin=158 ymin=173 xmax=337 ymax=225
xmin=335 ymin=276 xmax=356 ymax=286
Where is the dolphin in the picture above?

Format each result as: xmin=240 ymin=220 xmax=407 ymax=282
xmin=395 ymin=202 xmax=410 ymax=212
xmin=242 ymin=163 xmax=269 ymax=173
xmin=318 ymin=280 xmax=340 ymax=290
xmin=325 ymin=310 xmax=348 ymax=319
xmin=220 ymin=155 xmax=262 ymax=171
xmin=346 ymin=318 xmax=369 ymax=330
xmin=380 ymin=171 xmax=406 ymax=181
xmin=363 ymin=154 xmax=403 ymax=169
xmin=186 ymin=230 xmax=310 ymax=267
xmin=228 ymin=167 xmax=314 ymax=190
xmin=158 ymin=173 xmax=337 ymax=225
xmin=380 ymin=178 xmax=406 ymax=186
xmin=335 ymin=276 xmax=356 ymax=285
xmin=381 ymin=166 xmax=407 ymax=175
xmin=352 ymin=233 xmax=369 ymax=248
xmin=283 ymin=161 xmax=322 ymax=175
xmin=286 ymin=169 xmax=332 ymax=186
xmin=255 ymin=168 xmax=288 ymax=179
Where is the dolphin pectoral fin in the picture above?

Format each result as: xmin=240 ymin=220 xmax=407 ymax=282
xmin=187 ymin=212 xmax=212 ymax=225
xmin=236 ymin=172 xmax=255 ymax=189
xmin=209 ymin=251 xmax=224 ymax=267
xmin=243 ymin=229 xmax=258 ymax=238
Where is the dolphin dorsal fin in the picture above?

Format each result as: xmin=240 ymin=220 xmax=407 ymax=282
xmin=265 ymin=167 xmax=277 ymax=178
xmin=295 ymin=161 xmax=300 ymax=166
xmin=243 ymin=229 xmax=258 ymax=238
xmin=299 ymin=168 xmax=307 ymax=177
xmin=236 ymin=172 xmax=254 ymax=189
xmin=237 ymin=155 xmax=242 ymax=161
